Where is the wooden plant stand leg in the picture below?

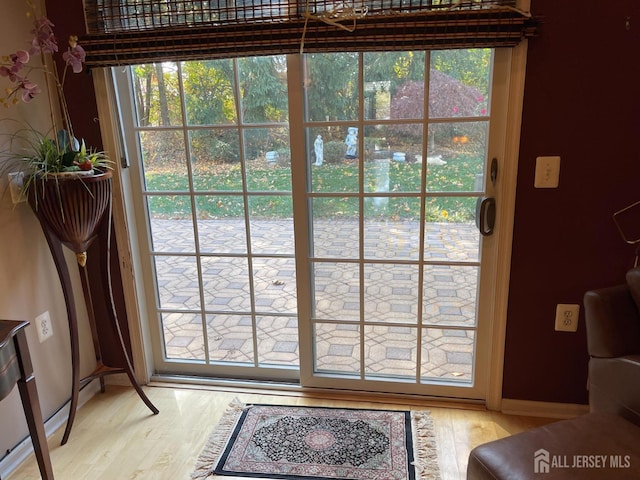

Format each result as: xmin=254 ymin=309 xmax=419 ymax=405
xmin=36 ymin=225 xmax=82 ymax=446
xmin=31 ymin=175 xmax=158 ymax=447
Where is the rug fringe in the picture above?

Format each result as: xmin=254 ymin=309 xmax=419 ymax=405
xmin=411 ymin=410 xmax=441 ymax=480
xmin=190 ymin=398 xmax=246 ymax=479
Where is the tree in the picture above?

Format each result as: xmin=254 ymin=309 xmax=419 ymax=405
xmin=183 ymin=59 xmax=236 ymax=125
xmin=238 ymin=56 xmax=287 ymax=123
xmin=431 ymin=49 xmax=492 ymax=99
xmin=389 ymin=71 xmax=485 ymax=149
xmin=156 ymin=63 xmax=171 ymax=126
xmin=363 ymin=51 xmax=426 ymax=96
xmin=132 ymin=63 xmax=181 ymax=127
xmin=132 ymin=64 xmax=154 ymax=127
xmin=237 ymin=56 xmax=289 ymax=159
xmin=304 ymin=52 xmax=359 ymax=125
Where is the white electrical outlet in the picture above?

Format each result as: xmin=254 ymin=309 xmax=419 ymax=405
xmin=555 ymin=304 xmax=580 ymax=332
xmin=534 ymin=156 xmax=561 ymax=188
xmin=8 ymin=172 xmax=26 ymax=204
xmin=35 ymin=311 xmax=53 ymax=342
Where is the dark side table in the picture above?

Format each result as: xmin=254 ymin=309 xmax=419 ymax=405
xmin=0 ymin=320 xmax=54 ymax=479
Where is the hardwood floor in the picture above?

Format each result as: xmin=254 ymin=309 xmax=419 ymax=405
xmin=6 ymin=384 xmax=554 ymax=480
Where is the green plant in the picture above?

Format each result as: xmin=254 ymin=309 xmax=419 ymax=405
xmin=0 ymin=3 xmax=110 ymax=200
xmin=1 ymin=122 xmax=111 ymax=201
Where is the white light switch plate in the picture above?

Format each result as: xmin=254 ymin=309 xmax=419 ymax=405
xmin=535 ymin=156 xmax=560 ymax=188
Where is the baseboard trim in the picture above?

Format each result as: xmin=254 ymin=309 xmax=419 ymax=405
xmin=501 ymin=398 xmax=590 ymax=419
xmin=104 ymin=372 xmax=130 ymax=386
xmin=0 ymin=381 xmax=100 ymax=478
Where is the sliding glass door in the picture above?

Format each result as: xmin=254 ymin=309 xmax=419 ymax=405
xmin=113 ymin=48 xmax=511 ymax=399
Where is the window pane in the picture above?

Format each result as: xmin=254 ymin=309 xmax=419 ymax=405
xmin=426 ymin=121 xmax=488 ymax=193
xmin=314 ymin=322 xmax=360 ymax=375
xmin=311 ymin=198 xmax=360 ymax=259
xmin=248 ymin=196 xmax=294 ymax=254
xmin=257 ymin=316 xmax=299 ymax=367
xmin=423 ymin=265 xmax=479 ymax=326
xmin=207 ymin=314 xmax=254 ymax=364
xmin=364 ymin=325 xmax=417 ymax=378
xmin=238 ymin=56 xmax=288 ymax=124
xmin=201 ymin=257 xmax=251 ymax=311
xmin=308 ymin=127 xmax=360 ymax=193
xmin=162 ymin=312 xmax=204 ymax=361
xmin=365 ymin=51 xmax=426 ymax=121
xmin=132 ymin=62 xmax=182 ymax=127
xmin=424 ymin=196 xmax=476 ymax=226
xmin=149 ymin=217 xmax=195 ymax=254
xmin=363 ymin=199 xmax=421 ymax=260
xmin=364 ymin=263 xmax=419 ymax=324
xmin=244 ymin=128 xmax=291 ymax=191
xmin=194 ymin=193 xmax=245 ymax=220
xmin=304 ymin=53 xmax=359 ymax=122
xmin=140 ymin=130 xmax=188 ymax=191
xmin=183 ymin=59 xmax=237 ymax=126
xmin=189 ymin=129 xmax=241 ymax=191
xmin=252 ymin=258 xmax=297 ymax=314
xmin=313 ymin=262 xmax=360 ymax=320
xmin=364 ymin=126 xmax=424 ymax=194
xmin=421 ymin=328 xmax=475 ymax=382
xmin=429 ymin=49 xmax=492 ymax=119
xmin=147 ymin=195 xmax=192 ymax=223
xmin=196 ymin=213 xmax=247 ymax=254
xmin=154 ymin=255 xmax=200 ymax=310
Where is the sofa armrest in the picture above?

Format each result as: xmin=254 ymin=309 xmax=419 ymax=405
xmin=589 ymin=355 xmax=640 ymax=426
xmin=584 ymin=285 xmax=640 ymax=358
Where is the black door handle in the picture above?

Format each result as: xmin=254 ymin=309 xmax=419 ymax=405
xmin=475 ymin=197 xmax=496 ymax=236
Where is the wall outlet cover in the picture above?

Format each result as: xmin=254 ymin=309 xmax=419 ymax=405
xmin=555 ymin=304 xmax=580 ymax=332
xmin=35 ymin=311 xmax=53 ymax=343
xmin=8 ymin=172 xmax=26 ymax=204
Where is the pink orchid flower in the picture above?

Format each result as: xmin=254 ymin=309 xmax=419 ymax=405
xmin=63 ymin=44 xmax=86 ymax=74
xmin=20 ymin=81 xmax=41 ymax=102
xmin=0 ymin=66 xmax=24 ymax=83
xmin=30 ymin=16 xmax=58 ymax=54
xmin=10 ymin=50 xmax=30 ymax=69
xmin=2 ymin=14 xmax=84 ymax=105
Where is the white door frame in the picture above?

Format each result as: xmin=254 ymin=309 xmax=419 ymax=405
xmin=91 ymin=39 xmax=527 ymax=406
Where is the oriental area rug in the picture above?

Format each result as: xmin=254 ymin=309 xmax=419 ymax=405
xmin=191 ymin=400 xmax=440 ymax=480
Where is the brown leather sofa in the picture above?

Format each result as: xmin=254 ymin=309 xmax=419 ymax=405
xmin=583 ymin=267 xmax=640 ymax=426
xmin=466 ymin=268 xmax=640 ymax=479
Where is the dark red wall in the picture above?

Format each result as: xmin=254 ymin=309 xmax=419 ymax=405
xmin=46 ymin=0 xmax=640 ymax=404
xmin=45 ymin=0 xmax=102 ymax=150
xmin=503 ymin=0 xmax=640 ymax=403
xmin=45 ymin=0 xmax=132 ymax=367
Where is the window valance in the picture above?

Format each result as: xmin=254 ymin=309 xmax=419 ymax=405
xmin=81 ymin=0 xmax=536 ymax=67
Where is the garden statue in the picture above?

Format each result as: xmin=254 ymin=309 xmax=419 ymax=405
xmin=345 ymin=127 xmax=358 ymax=159
xmin=313 ymin=134 xmax=323 ymax=166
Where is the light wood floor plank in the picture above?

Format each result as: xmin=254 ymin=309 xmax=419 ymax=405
xmin=6 ymin=385 xmax=554 ymax=480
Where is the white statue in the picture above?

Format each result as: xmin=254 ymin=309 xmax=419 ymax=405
xmin=313 ymin=135 xmax=323 ymax=166
xmin=345 ymin=127 xmax=358 ymax=159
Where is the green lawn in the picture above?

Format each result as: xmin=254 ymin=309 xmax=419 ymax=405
xmin=144 ymin=154 xmax=483 ymax=222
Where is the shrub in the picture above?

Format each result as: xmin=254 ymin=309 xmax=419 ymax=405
xmin=323 ymin=141 xmax=347 ymax=164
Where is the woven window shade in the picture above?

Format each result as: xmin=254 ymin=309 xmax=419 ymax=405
xmin=81 ymin=0 xmax=536 ymax=67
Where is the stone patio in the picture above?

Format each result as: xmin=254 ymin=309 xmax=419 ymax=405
xmin=149 ymin=218 xmax=479 ymax=383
